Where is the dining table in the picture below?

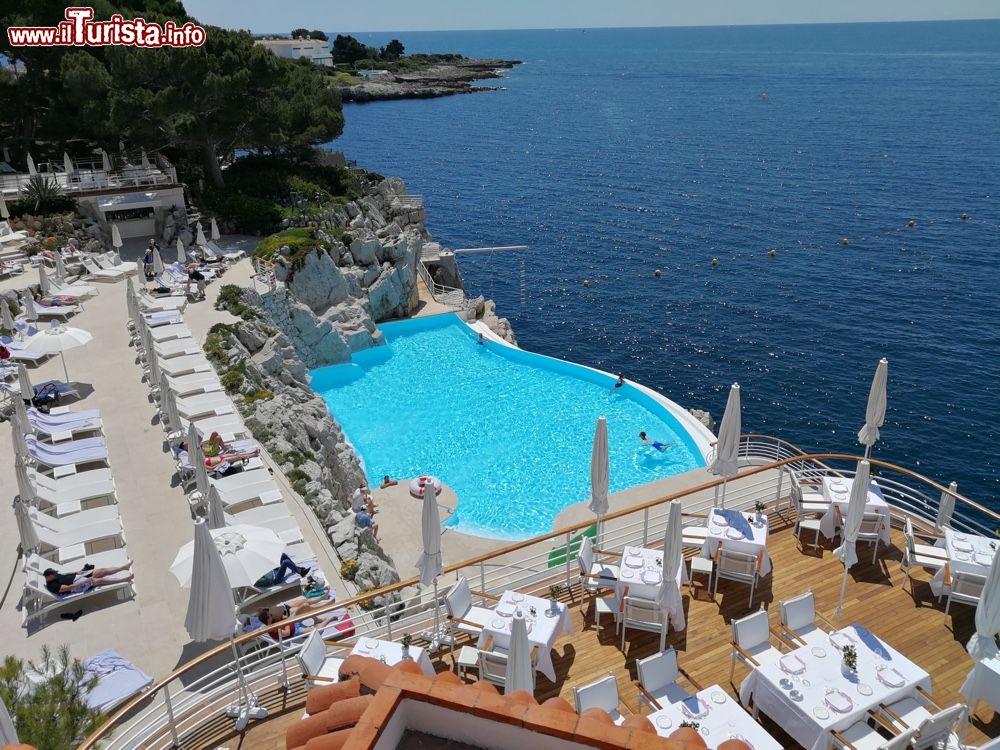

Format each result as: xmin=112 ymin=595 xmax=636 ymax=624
xmin=648 ymin=684 xmax=782 ymax=749
xmin=350 ymin=637 xmax=435 ymax=675
xmin=929 ymin=528 xmax=997 ymax=598
xmin=615 ymin=544 xmax=689 ymax=601
xmin=818 ymin=476 xmax=891 ymax=543
xmin=477 ymin=589 xmax=574 ymax=682
xmin=739 ymin=624 xmax=930 ymax=750
xmin=699 ymin=508 xmax=772 ymax=576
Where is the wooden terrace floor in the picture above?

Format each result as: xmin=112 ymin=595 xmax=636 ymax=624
xmin=177 ymin=511 xmax=997 ymax=749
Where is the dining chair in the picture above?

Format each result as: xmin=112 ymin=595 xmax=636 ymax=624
xmin=443 ymin=577 xmax=493 ymax=638
xmin=295 ymin=630 xmax=344 ymax=687
xmin=713 ymin=547 xmax=763 ymax=608
xmin=576 ymin=536 xmax=620 ymax=605
xmin=619 ymin=595 xmax=667 ymax=652
xmin=573 ymin=673 xmax=632 ymax=724
xmin=831 ymin=716 xmax=914 ymax=750
xmin=908 ymin=704 xmax=967 ymax=750
xmin=729 ymin=609 xmax=788 ymax=683
xmin=943 ymin=567 xmax=985 ymax=624
xmin=791 ymin=486 xmax=824 ymax=550
xmin=900 ymin=518 xmax=947 ymax=603
xmin=856 ymin=512 xmax=886 ymax=565
xmin=634 ymin=648 xmax=698 ymax=711
xmin=778 ymin=590 xmax=834 ymax=646
xmin=877 ymin=686 xmax=946 ymax=733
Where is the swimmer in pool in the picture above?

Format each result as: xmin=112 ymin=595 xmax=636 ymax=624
xmin=478 ymin=333 xmax=485 ymax=345
xmin=614 ymin=373 xmax=625 ymax=389
xmin=639 ymin=431 xmax=671 ymax=452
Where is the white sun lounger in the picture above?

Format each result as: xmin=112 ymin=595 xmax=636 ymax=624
xmin=51 ymin=276 xmax=98 ymax=298
xmin=22 ymin=553 xmax=133 ymax=625
xmin=147 ymin=323 xmax=192 ymax=343
xmin=28 ymin=504 xmax=121 ymax=533
xmin=26 ymin=437 xmax=109 ymax=469
xmin=25 ymin=434 xmax=106 ymax=454
xmin=82 ymin=649 xmax=153 ymax=713
xmin=81 ymin=257 xmax=125 ymax=281
xmin=138 ymin=311 xmax=183 ymax=328
xmin=214 ymin=480 xmax=283 ymax=510
xmin=34 ymin=519 xmax=126 ymax=563
xmin=202 ymin=240 xmax=244 ymax=262
xmin=227 ymin=503 xmax=293 ymax=526
xmin=27 ymin=467 xmax=117 ymax=512
xmin=25 ymin=548 xmax=130 ymax=573
xmin=180 ymin=413 xmax=249 ymax=440
xmin=167 ymin=261 xmax=218 ymax=281
xmin=27 ymin=414 xmax=103 ymax=442
xmin=135 ymin=291 xmax=187 ymax=313
xmin=32 ymin=300 xmax=82 ymax=320
xmin=156 ymin=354 xmax=213 ymax=377
xmin=153 ymin=338 xmax=202 ymax=359
xmin=0 ymin=335 xmax=49 ymax=365
xmin=99 ymin=252 xmax=138 ymax=275
xmin=161 ymin=372 xmax=222 ymax=398
xmin=173 ymin=392 xmax=235 ymax=420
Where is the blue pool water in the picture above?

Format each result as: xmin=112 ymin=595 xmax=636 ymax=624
xmin=311 ymin=315 xmax=705 ymax=539
xmin=329 ymin=21 xmax=1000 ymax=510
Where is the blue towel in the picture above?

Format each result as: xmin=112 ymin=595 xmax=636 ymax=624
xmin=851 ymin=624 xmax=891 ymax=661
xmin=715 ymin=508 xmax=754 ymax=539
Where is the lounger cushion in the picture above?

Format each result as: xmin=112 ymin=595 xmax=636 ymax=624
xmin=305 ymin=677 xmax=360 ymax=716
xmin=303 ymin=729 xmax=353 ymax=750
xmin=286 ymin=711 xmax=329 ymax=750
xmin=338 ymin=655 xmax=391 ymax=692
xmin=324 ymin=694 xmax=372 ymax=732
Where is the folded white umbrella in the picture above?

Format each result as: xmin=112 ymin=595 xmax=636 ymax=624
xmin=656 ymin=499 xmax=685 ymax=642
xmin=588 ymin=416 xmax=609 ymax=543
xmin=858 ymin=358 xmax=888 ymax=458
xmin=152 ymin=247 xmax=165 ymax=275
xmin=967 ymin=548 xmax=1000 ymax=661
xmin=160 ymin=371 xmax=181 ymax=433
xmin=170 ymin=523 xmax=284 ymax=589
xmin=0 ymin=194 xmax=8 ymax=220
xmin=834 ymin=460 xmax=870 ymax=620
xmin=18 ymin=363 xmax=34 ymax=401
xmin=55 ymin=253 xmax=68 ymax=280
xmin=38 ymin=264 xmax=51 ymax=296
xmin=112 ymin=223 xmax=123 ymax=249
xmin=179 ymin=519 xmax=237 ymax=641
xmin=10 ymin=420 xmax=29 ymax=461
xmin=14 ymin=495 xmax=40 ymax=553
xmin=26 ymin=153 xmax=36 ymax=176
xmin=141 ymin=149 xmax=151 ymax=171
xmin=63 ymin=151 xmax=74 ymax=174
xmin=189 ymin=421 xmax=211 ymax=499
xmin=935 ymin=482 xmax=957 ymax=530
xmin=19 ymin=292 xmax=37 ymax=323
xmin=195 ymin=223 xmax=207 ymax=247
xmin=504 ymin=609 xmax=534 ymax=695
xmin=210 ymin=217 xmax=221 ymax=242
xmin=1 ymin=298 xmax=13 ymax=333
xmin=101 ymin=149 xmax=112 ymax=172
xmin=711 ymin=383 xmax=742 ymax=508
xmin=176 ymin=238 xmax=187 ymax=264
xmin=22 ymin=324 xmax=92 ymax=382
xmin=416 ymin=479 xmax=444 ymax=637
xmin=206 ymin=485 xmax=226 ymax=530
xmin=14 ymin=456 xmax=36 ymax=505
xmin=0 ymin=694 xmax=17 ymax=746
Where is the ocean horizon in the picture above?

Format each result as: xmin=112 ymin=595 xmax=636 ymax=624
xmin=327 ymin=20 xmax=1000 ymax=513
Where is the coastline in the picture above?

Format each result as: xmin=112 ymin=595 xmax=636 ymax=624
xmin=338 ymin=58 xmax=521 ymax=102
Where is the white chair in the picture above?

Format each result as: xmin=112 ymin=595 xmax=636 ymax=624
xmin=455 ymin=645 xmax=479 ymax=680
xmin=791 ymin=484 xmax=824 ymax=549
xmin=634 ymin=648 xmax=696 ymax=711
xmin=855 ymin=513 xmax=886 ymax=565
xmin=831 ymin=718 xmax=914 ymax=750
xmin=573 ymin=673 xmax=632 ymax=724
xmin=444 ymin=577 xmax=493 ymax=638
xmin=576 ymin=537 xmax=620 ymax=602
xmin=943 ymin=567 xmax=985 ymax=623
xmin=477 ymin=648 xmax=509 ymax=688
xmin=712 ymin=547 xmax=763 ymax=608
xmin=619 ymin=595 xmax=667 ymax=652
xmin=900 ymin=518 xmax=947 ymax=603
xmin=877 ymin=687 xmax=946 ymax=734
xmin=778 ymin=591 xmax=833 ymax=646
xmin=909 ymin=704 xmax=966 ymax=750
xmin=681 ymin=515 xmax=711 ymax=547
xmin=294 ymin=630 xmax=344 ymax=687
xmin=729 ymin=609 xmax=787 ymax=683
xmin=792 ymin=475 xmax=831 ymax=513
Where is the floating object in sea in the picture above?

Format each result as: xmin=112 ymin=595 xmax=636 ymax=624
xmin=960 ymin=212 xmax=969 ymax=220
xmin=768 ymin=249 xmax=777 ymax=257
xmin=711 ymin=258 xmax=719 ymax=267
xmin=760 ymin=92 xmax=768 ymax=100
xmin=654 ymin=269 xmax=661 ymax=277
xmin=840 ymin=238 xmax=849 ymax=246
xmin=583 ymin=279 xmax=590 ymax=288
xmin=907 ymin=220 xmax=916 ymax=227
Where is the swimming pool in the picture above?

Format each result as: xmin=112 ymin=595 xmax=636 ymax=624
xmin=310 ymin=314 xmax=709 ymax=539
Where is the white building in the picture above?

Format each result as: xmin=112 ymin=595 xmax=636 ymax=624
xmin=255 ymin=38 xmax=333 ymax=67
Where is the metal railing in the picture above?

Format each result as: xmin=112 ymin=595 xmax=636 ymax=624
xmin=79 ymin=441 xmax=999 ymax=749
xmin=416 ymin=258 xmax=465 ymax=307
xmin=391 ymin=194 xmax=423 ymax=211
xmin=0 ymin=154 xmax=178 ymax=199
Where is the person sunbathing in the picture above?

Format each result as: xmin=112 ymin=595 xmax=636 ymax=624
xmin=43 ymin=560 xmax=134 ymax=595
xmin=256 ymin=597 xmax=342 ymax=641
xmin=204 ymin=447 xmax=260 ymax=469
xmin=34 ymin=293 xmax=79 ymax=307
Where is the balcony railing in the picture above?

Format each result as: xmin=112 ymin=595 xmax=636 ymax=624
xmin=0 ymin=153 xmax=178 ymax=199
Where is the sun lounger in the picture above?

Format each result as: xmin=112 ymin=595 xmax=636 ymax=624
xmin=173 ymin=392 xmax=235 ymax=420
xmin=146 ymin=323 xmax=192 ymax=343
xmin=251 ymin=514 xmax=304 ymax=544
xmin=50 ymin=276 xmax=98 ymax=298
xmin=139 ymin=310 xmax=183 ymax=328
xmin=0 ymin=220 xmax=28 ymax=244
xmin=161 ymin=372 xmax=222 ymax=397
xmin=135 ymin=291 xmax=187 ymax=313
xmin=153 ymin=338 xmax=202 ymax=359
xmin=32 ymin=300 xmax=82 ymax=320
xmin=26 ymin=410 xmax=103 ymax=441
xmin=25 ymin=434 xmax=106 ymax=454
xmin=202 ymin=240 xmax=244 ymax=262
xmin=98 ymin=252 xmax=138 ymax=275
xmin=25 ymin=548 xmax=129 ymax=573
xmin=213 ymin=480 xmax=283 ymax=511
xmin=25 ymin=436 xmax=109 ymax=469
xmin=81 ymin=257 xmax=125 ymax=282
xmin=28 ymin=468 xmax=117 ymax=515
xmin=34 ymin=518 xmax=126 ymax=563
xmin=156 ymin=354 xmax=213 ymax=377
xmin=22 ymin=553 xmax=133 ymax=625
xmin=28 ymin=504 xmax=121 ymax=533
xmin=82 ymin=649 xmax=153 ymax=713
xmin=167 ymin=261 xmax=218 ymax=281
xmin=0 ymin=336 xmax=49 ymax=365
xmin=180 ymin=413 xmax=248 ymax=440
xmin=227 ymin=503 xmax=294 ymax=526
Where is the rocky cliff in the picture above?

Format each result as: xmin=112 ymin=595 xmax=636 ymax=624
xmin=340 ymin=59 xmax=520 ymax=102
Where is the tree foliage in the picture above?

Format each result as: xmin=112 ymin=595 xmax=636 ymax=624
xmin=331 ymin=34 xmax=370 ymax=64
xmin=291 ymin=28 xmax=327 ymax=41
xmin=383 ymin=39 xmax=405 ymax=61
xmin=0 ymin=646 xmax=103 ymax=750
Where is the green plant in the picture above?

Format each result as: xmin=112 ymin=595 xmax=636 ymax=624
xmin=401 ymin=633 xmax=413 ymax=648
xmin=549 ymin=584 xmax=563 ymax=600
xmin=340 ymin=559 xmax=359 ymax=581
xmin=842 ymin=644 xmax=857 ymax=672
xmin=679 ymin=721 xmax=699 ymax=730
xmin=14 ymin=175 xmax=76 ymax=215
xmin=0 ymin=646 xmax=103 ymax=750
xmin=244 ymin=389 xmax=273 ymax=403
xmin=219 ymin=362 xmax=246 ymax=393
xmin=214 ymin=284 xmax=259 ymax=321
xmin=754 ymin=500 xmax=767 ymax=514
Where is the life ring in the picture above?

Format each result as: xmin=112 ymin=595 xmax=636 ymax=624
xmin=409 ymin=475 xmax=442 ymax=498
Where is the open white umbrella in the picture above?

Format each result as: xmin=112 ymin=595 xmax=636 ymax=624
xmin=858 ymin=358 xmax=888 ymax=458
xmin=206 ymin=485 xmax=227 ymax=530
xmin=588 ymin=416 xmax=609 ymax=543
xmin=22 ymin=324 xmax=92 ymax=382
xmin=101 ymin=149 xmax=112 ymax=172
xmin=19 ymin=292 xmax=37 ymax=324
xmin=504 ymin=609 xmax=535 ymax=695
xmin=935 ymin=482 xmax=957 ymax=531
xmin=26 ymin=153 xmax=36 ymax=176
xmin=55 ymin=252 xmax=68 ymax=280
xmin=195 ymin=223 xmax=207 ymax=247
xmin=14 ymin=495 xmax=40 ymax=553
xmin=210 ymin=217 xmax=221 ymax=242
xmin=656 ymin=500 xmax=685 ymax=644
xmin=415 ymin=479 xmax=444 ymax=639
xmin=176 ymin=238 xmax=187 ymax=264
xmin=38 ymin=264 xmax=51 ymax=296
xmin=966 ymin=550 xmax=1000 ymax=661
xmin=0 ymin=298 xmax=14 ymax=333
xmin=152 ymin=246 xmax=165 ymax=276
xmin=711 ymin=383 xmax=742 ymax=508
xmin=0 ymin=694 xmax=18 ymax=746
xmin=834 ymin=460 xmax=871 ymax=621
xmin=63 ymin=151 xmax=74 ymax=174
xmin=112 ymin=223 xmax=123 ymax=249
xmin=189 ymin=421 xmax=210 ymax=500
xmin=170 ymin=523 xmax=285 ymax=589
xmin=0 ymin=193 xmax=9 ymax=219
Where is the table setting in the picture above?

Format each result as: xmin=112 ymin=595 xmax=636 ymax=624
xmin=350 ymin=637 xmax=435 ymax=675
xmin=648 ymin=684 xmax=782 ymax=749
xmin=477 ymin=589 xmax=574 ymax=682
xmin=700 ymin=508 xmax=772 ymax=576
xmin=615 ymin=544 xmax=688 ymax=602
xmin=929 ymin=528 xmax=997 ymax=597
xmin=819 ymin=476 xmax=891 ymax=542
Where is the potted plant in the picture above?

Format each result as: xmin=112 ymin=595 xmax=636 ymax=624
xmin=670 ymin=722 xmax=707 ymax=748
xmin=841 ymin=644 xmax=857 ymax=678
xmin=401 ymin=633 xmax=413 ymax=660
xmin=754 ymin=500 xmax=766 ymax=523
xmin=549 ymin=584 xmax=563 ymax=613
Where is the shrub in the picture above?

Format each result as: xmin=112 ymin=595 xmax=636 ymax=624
xmin=201 ymin=189 xmax=282 ymax=235
xmin=244 ymin=389 xmax=273 ymax=403
xmin=220 ymin=368 xmax=244 ymax=393
xmin=253 ymin=227 xmax=323 ymax=261
xmin=10 ymin=175 xmax=77 ymax=216
xmin=214 ymin=284 xmax=259 ymax=321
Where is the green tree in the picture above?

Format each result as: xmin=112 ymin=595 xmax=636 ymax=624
xmin=383 ymin=39 xmax=405 ymax=61
xmin=309 ymin=29 xmax=328 ymax=41
xmin=331 ymin=34 xmax=368 ymax=64
xmin=0 ymin=646 xmax=102 ymax=750
xmin=291 ymin=27 xmax=309 ymax=39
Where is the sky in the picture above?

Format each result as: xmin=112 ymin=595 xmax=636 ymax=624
xmin=184 ymin=0 xmax=1000 ymax=33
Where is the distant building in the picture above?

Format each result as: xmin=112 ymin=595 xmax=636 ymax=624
xmin=255 ymin=38 xmax=333 ymax=67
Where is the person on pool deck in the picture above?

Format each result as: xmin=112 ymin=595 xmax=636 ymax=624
xmin=639 ymin=431 xmax=672 ymax=452
xmin=614 ymin=373 xmax=625 ymax=389
xmin=352 ymin=483 xmax=377 ymax=515
xmin=204 ymin=447 xmax=260 ymax=468
xmin=34 ymin=292 xmax=80 ymax=307
xmin=256 ymin=598 xmax=343 ymax=641
xmin=355 ymin=509 xmax=380 ymax=541
xmin=380 ymin=474 xmax=398 ymax=489
xmin=253 ymin=553 xmax=310 ymax=588
xmin=43 ymin=560 xmax=134 ymax=595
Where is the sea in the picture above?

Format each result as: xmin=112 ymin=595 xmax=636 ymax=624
xmin=326 ymin=21 xmax=1000 ymax=515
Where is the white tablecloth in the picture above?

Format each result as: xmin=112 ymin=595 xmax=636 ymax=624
xmin=350 ymin=637 xmax=435 ymax=675
xmin=739 ymin=625 xmax=930 ymax=750
xmin=699 ymin=508 xmax=772 ymax=577
xmin=615 ymin=545 xmax=689 ymax=603
xmin=929 ymin=528 xmax=997 ymax=597
xmin=819 ymin=477 xmax=891 ymax=543
xmin=961 ymin=655 xmax=1000 ymax=717
xmin=648 ymin=684 xmax=782 ymax=750
xmin=477 ymin=590 xmax=574 ymax=682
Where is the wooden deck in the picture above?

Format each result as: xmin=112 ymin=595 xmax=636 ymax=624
xmin=184 ymin=513 xmax=997 ymax=749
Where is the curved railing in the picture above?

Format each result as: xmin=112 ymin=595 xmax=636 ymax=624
xmin=79 ymin=437 xmax=999 ymax=749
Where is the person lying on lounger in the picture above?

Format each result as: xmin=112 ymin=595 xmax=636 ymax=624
xmin=43 ymin=560 xmax=134 ymax=595
xmin=34 ymin=293 xmax=79 ymax=307
xmin=256 ymin=596 xmax=343 ymax=641
xmin=203 ymin=447 xmax=260 ymax=468
xmin=253 ymin=553 xmax=310 ymax=588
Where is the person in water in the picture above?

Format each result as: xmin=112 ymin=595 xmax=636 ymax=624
xmin=614 ymin=373 xmax=625 ymax=389
xmin=478 ymin=333 xmax=485 ymax=346
xmin=639 ymin=431 xmax=671 ymax=452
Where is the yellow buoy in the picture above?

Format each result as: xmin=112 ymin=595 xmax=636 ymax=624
xmin=840 ymin=238 xmax=849 ymax=246
xmin=711 ymin=258 xmax=719 ymax=267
